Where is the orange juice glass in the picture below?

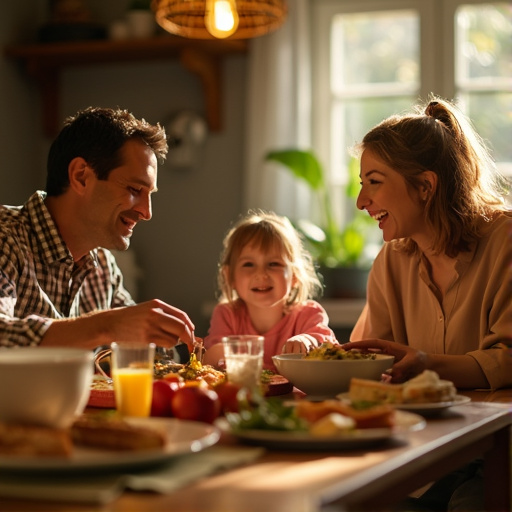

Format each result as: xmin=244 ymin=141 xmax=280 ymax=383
xmin=111 ymin=342 xmax=155 ymax=417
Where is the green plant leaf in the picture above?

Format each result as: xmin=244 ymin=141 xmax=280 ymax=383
xmin=265 ymin=150 xmax=325 ymax=190
xmin=346 ymin=156 xmax=361 ymax=198
xmin=265 ymin=147 xmax=381 ymax=268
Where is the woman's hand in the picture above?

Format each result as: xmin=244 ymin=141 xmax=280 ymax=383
xmin=342 ymin=339 xmax=428 ymax=383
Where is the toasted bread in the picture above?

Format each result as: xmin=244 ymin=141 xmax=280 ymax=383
xmin=71 ymin=416 xmax=166 ymax=451
xmin=349 ymin=378 xmax=404 ymax=404
xmin=0 ymin=421 xmax=72 ymax=457
xmin=349 ymin=370 xmax=457 ymax=405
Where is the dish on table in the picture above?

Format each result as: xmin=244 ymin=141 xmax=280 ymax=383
xmin=390 ymin=394 xmax=471 ymax=413
xmin=0 ymin=417 xmax=220 ymax=473
xmin=217 ymin=410 xmax=425 ymax=450
xmin=337 ymin=393 xmax=471 ymax=415
xmin=87 ymin=372 xmax=293 ymax=409
xmin=272 ymin=352 xmax=394 ymax=397
xmin=88 ymin=375 xmax=116 ymax=408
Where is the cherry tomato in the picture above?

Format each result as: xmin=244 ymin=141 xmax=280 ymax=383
xmin=163 ymin=373 xmax=184 ymax=385
xmin=214 ymin=381 xmax=241 ymax=413
xmin=171 ymin=386 xmax=221 ymax=424
xmin=150 ymin=379 xmax=180 ymax=417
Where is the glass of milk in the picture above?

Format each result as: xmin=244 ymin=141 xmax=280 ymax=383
xmin=221 ymin=336 xmax=264 ymax=390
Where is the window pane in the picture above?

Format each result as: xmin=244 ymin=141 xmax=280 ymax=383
xmin=331 ymin=10 xmax=419 ymax=93
xmin=330 ymin=96 xmax=415 ymax=183
xmin=456 ymin=3 xmax=512 ymax=83
xmin=460 ymin=91 xmax=512 ymax=164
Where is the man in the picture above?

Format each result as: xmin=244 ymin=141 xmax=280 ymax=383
xmin=0 ymin=107 xmax=195 ymax=351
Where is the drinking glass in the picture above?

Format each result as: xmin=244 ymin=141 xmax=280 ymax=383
xmin=111 ymin=342 xmax=155 ymax=417
xmin=221 ymin=335 xmax=264 ymax=390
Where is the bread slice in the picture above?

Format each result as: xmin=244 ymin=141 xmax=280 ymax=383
xmin=71 ymin=416 xmax=166 ymax=451
xmin=349 ymin=378 xmax=404 ymax=404
xmin=0 ymin=422 xmax=72 ymax=457
xmin=349 ymin=370 xmax=457 ymax=405
xmin=402 ymin=370 xmax=457 ymax=403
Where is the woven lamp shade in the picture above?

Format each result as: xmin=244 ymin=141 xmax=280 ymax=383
xmin=152 ymin=0 xmax=288 ymax=39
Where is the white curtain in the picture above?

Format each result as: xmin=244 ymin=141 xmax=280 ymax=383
xmin=243 ymin=0 xmax=312 ymax=220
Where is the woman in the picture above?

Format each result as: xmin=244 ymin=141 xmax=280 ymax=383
xmin=343 ymin=97 xmax=511 ymax=511
xmin=344 ymin=96 xmax=511 ymax=390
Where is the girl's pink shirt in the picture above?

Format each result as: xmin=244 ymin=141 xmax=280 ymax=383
xmin=204 ymin=299 xmax=337 ymax=371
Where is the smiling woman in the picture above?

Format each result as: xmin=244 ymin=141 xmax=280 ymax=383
xmin=344 ymin=95 xmax=512 ymax=511
xmin=347 ymin=96 xmax=511 ymax=390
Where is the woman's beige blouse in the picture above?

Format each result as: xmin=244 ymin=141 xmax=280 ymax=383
xmin=352 ymin=213 xmax=512 ymax=389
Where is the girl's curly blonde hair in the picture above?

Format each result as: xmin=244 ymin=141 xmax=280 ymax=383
xmin=217 ymin=210 xmax=323 ymax=306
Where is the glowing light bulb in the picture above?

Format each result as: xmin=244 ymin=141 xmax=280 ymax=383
xmin=205 ymin=0 xmax=239 ymax=39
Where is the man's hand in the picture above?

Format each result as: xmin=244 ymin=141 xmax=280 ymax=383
xmin=41 ymin=299 xmax=196 ymax=351
xmin=107 ymin=300 xmax=196 ymax=351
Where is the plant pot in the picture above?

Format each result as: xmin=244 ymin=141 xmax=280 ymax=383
xmin=319 ymin=266 xmax=369 ymax=299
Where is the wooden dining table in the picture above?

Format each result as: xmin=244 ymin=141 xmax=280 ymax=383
xmin=0 ymin=389 xmax=510 ymax=512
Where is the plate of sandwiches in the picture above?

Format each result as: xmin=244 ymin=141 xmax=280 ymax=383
xmin=0 ymin=415 xmax=220 ymax=472
xmin=339 ymin=370 xmax=471 ymax=415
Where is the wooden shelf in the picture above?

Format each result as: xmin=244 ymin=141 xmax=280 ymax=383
xmin=4 ymin=35 xmax=248 ymax=136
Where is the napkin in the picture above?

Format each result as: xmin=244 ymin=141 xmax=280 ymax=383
xmin=0 ymin=445 xmax=265 ymax=505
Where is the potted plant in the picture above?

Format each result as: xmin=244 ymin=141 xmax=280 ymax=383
xmin=265 ymin=149 xmax=381 ymax=298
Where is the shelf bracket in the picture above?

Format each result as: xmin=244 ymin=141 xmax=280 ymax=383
xmin=179 ymin=47 xmax=222 ymax=132
xmin=27 ymin=64 xmax=61 ymax=138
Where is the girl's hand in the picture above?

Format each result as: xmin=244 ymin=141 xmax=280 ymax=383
xmin=282 ymin=335 xmax=316 ymax=355
xmin=342 ymin=339 xmax=428 ymax=383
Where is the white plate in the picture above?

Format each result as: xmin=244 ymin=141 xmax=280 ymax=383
xmin=392 ymin=394 xmax=471 ymax=413
xmin=337 ymin=393 xmax=471 ymax=415
xmin=0 ymin=417 xmax=220 ymax=473
xmin=217 ymin=410 xmax=425 ymax=450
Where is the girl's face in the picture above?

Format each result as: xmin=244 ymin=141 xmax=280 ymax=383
xmin=231 ymin=242 xmax=296 ymax=312
xmin=356 ymin=149 xmax=429 ymax=244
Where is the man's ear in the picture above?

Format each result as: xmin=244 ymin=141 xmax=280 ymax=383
xmin=420 ymin=170 xmax=437 ymax=200
xmin=68 ymin=157 xmax=91 ymax=195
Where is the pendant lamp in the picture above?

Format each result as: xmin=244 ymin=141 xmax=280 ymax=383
xmin=152 ymin=0 xmax=288 ymax=40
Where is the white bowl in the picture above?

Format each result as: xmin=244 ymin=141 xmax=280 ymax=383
xmin=272 ymin=353 xmax=394 ymax=398
xmin=0 ymin=347 xmax=94 ymax=428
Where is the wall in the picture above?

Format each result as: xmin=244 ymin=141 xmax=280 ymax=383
xmin=1 ymin=1 xmax=248 ymax=337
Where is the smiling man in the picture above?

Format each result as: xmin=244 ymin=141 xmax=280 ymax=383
xmin=0 ymin=107 xmax=195 ymax=351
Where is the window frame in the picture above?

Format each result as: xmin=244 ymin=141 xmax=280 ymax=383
xmin=310 ymin=0 xmax=511 ymax=222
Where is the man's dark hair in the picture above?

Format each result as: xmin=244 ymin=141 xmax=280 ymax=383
xmin=45 ymin=107 xmax=168 ymax=196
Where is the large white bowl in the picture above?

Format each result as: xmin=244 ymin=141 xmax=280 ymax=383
xmin=272 ymin=353 xmax=394 ymax=398
xmin=0 ymin=347 xmax=94 ymax=428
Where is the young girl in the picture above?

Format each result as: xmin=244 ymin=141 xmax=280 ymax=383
xmin=203 ymin=210 xmax=337 ymax=371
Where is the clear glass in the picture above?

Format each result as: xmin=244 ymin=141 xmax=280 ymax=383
xmin=221 ymin=335 xmax=264 ymax=390
xmin=111 ymin=342 xmax=155 ymax=417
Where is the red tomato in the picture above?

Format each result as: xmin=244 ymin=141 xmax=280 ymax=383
xmin=214 ymin=381 xmax=241 ymax=413
xmin=150 ymin=379 xmax=180 ymax=417
xmin=171 ymin=386 xmax=221 ymax=424
xmin=163 ymin=373 xmax=184 ymax=385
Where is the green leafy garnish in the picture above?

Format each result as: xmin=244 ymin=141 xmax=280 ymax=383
xmin=226 ymin=389 xmax=308 ymax=432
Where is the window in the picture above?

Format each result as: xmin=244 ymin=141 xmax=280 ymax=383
xmin=312 ymin=0 xmax=512 ymax=228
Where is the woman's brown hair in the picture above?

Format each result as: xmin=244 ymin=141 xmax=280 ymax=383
xmin=353 ymin=96 xmax=509 ymax=256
